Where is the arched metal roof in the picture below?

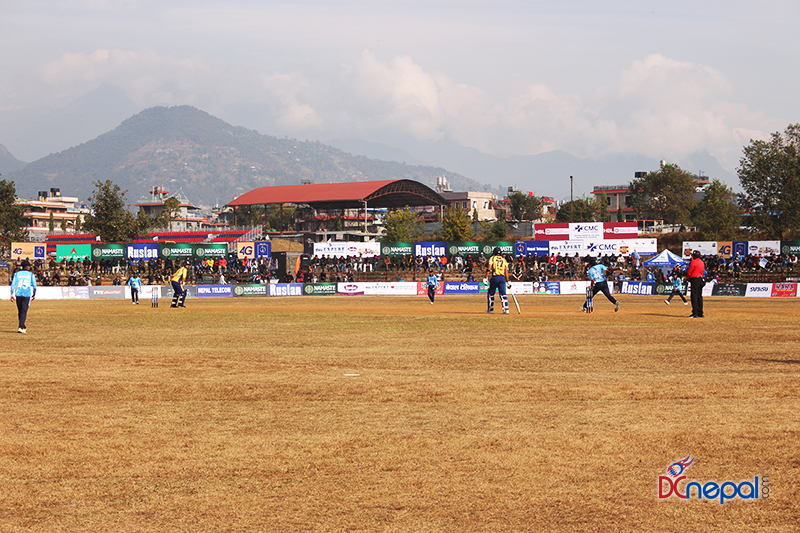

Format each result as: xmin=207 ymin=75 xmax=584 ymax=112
xmin=226 ymin=179 xmax=446 ymax=209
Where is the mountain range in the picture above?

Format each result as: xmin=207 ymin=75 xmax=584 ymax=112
xmin=5 ymin=106 xmax=488 ymax=208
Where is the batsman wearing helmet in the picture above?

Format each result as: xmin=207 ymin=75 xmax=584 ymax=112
xmin=170 ymin=260 xmax=190 ymax=308
xmin=581 ymin=257 xmax=619 ymax=313
xmin=485 ymin=247 xmax=510 ymax=314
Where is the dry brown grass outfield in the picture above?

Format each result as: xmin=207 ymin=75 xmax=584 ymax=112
xmin=1 ymin=295 xmax=798 ymax=532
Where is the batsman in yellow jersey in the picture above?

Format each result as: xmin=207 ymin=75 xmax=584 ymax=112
xmin=485 ymin=247 xmax=510 ymax=314
xmin=170 ymin=260 xmax=190 ymax=308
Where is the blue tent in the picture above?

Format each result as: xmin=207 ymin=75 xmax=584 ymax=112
xmin=643 ymin=250 xmax=686 ymax=268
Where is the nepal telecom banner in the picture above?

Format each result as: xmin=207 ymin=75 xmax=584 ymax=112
xmin=268 ymin=283 xmax=303 ymax=297
xmin=771 ymin=283 xmax=798 ymax=297
xmin=515 ymin=240 xmax=549 ymax=257
xmin=197 ymin=285 xmax=233 ymax=298
xmin=534 ymin=222 xmax=637 ymax=241
xmin=733 ymin=241 xmax=748 ymax=258
xmin=682 ymin=241 xmax=717 ymax=258
xmin=414 ymin=241 xmax=447 ymax=258
xmin=126 ymin=243 xmax=159 ymax=260
xmin=91 ymin=243 xmax=124 ymax=260
xmin=620 ymin=281 xmax=655 ymax=295
xmin=381 ymin=242 xmax=414 ymax=257
xmin=11 ymin=243 xmax=46 ymax=261
xmin=443 ymin=281 xmax=481 ymax=294
xmin=56 ymin=244 xmax=91 ymax=261
xmin=717 ymin=242 xmax=734 ymax=259
xmin=314 ymin=241 xmax=380 ymax=257
xmin=747 ymin=240 xmax=780 ymax=256
xmin=233 ymin=284 xmax=269 ymax=297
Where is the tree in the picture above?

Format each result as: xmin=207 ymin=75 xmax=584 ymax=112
xmin=693 ymin=179 xmax=740 ymax=240
xmin=555 ymin=198 xmax=597 ymax=222
xmin=0 ymin=178 xmax=27 ymax=246
xmin=381 ymin=206 xmax=423 ymax=242
xmin=628 ymin=165 xmax=697 ymax=225
xmin=597 ymin=191 xmax=610 ymax=222
xmin=442 ymin=205 xmax=474 ymax=241
xmin=478 ymin=219 xmax=508 ymax=241
xmin=508 ymin=191 xmax=544 ymax=221
xmin=738 ymin=123 xmax=800 ymax=238
xmin=159 ymin=197 xmax=182 ymax=230
xmin=48 ymin=212 xmax=55 ymax=234
xmin=267 ymin=204 xmax=295 ymax=231
xmin=81 ymin=180 xmax=137 ymax=242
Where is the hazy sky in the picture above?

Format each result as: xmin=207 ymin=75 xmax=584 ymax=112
xmin=1 ymin=0 xmax=798 ymax=173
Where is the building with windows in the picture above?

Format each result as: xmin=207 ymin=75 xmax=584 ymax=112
xmin=17 ymin=188 xmax=91 ymax=242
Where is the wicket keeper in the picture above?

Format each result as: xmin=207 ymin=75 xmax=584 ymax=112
xmin=486 ymin=247 xmax=510 ymax=314
xmin=170 ymin=260 xmax=189 ymax=308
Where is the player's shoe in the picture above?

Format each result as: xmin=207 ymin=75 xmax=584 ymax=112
xmin=684 ymin=302 xmax=689 ymax=305
xmin=580 ymin=306 xmax=586 ymax=312
xmin=503 ymin=310 xmax=510 ymax=314
xmin=664 ymin=300 xmax=670 ymax=305
xmin=18 ymin=328 xmax=23 ymax=333
xmin=486 ymin=309 xmax=493 ymax=313
xmin=615 ymin=302 xmax=619 ymax=312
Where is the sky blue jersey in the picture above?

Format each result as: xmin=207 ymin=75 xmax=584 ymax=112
xmin=11 ymin=270 xmax=37 ymax=298
xmin=586 ymin=264 xmax=608 ymax=283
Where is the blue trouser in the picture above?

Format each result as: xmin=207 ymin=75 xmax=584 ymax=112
xmin=171 ymin=281 xmax=187 ymax=307
xmin=487 ymin=276 xmax=508 ymax=312
xmin=590 ymin=280 xmax=617 ymax=305
xmin=15 ymin=296 xmax=30 ymax=329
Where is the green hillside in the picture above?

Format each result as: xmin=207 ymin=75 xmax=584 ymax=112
xmin=8 ymin=106 xmax=488 ymax=207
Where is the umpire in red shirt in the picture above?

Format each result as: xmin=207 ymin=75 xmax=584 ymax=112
xmin=687 ymin=250 xmax=705 ymax=318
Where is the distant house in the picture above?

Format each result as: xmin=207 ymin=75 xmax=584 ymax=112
xmin=17 ymin=188 xmax=90 ymax=242
xmin=440 ymin=191 xmax=499 ymax=220
xmin=134 ymin=186 xmax=221 ymax=232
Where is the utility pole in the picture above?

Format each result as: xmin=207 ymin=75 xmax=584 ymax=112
xmin=570 ymin=176 xmax=574 ymax=223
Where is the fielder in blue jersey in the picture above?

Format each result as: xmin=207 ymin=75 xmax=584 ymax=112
xmin=127 ymin=273 xmax=142 ymax=305
xmin=10 ymin=260 xmax=37 ymax=333
xmin=581 ymin=257 xmax=619 ymax=313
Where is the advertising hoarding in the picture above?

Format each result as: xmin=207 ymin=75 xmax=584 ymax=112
xmin=11 ymin=243 xmax=46 ymax=261
xmin=126 ymin=243 xmax=159 ymax=260
xmin=56 ymin=244 xmax=91 ymax=261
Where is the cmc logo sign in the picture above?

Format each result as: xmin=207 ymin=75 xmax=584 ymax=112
xmin=658 ymin=456 xmax=767 ymax=504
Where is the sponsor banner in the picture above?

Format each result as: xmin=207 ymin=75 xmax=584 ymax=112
xmin=717 ymin=241 xmax=734 ymax=259
xmin=747 ymin=240 xmax=780 ymax=256
xmin=539 ymin=281 xmax=560 ymax=295
xmin=619 ymin=239 xmax=657 ymax=256
xmin=236 ymin=242 xmax=255 ymax=260
xmin=233 ymin=284 xmax=269 ymax=297
xmin=559 ymin=280 xmax=590 ymax=295
xmin=0 ymin=286 xmax=63 ymax=300
xmin=655 ymin=282 xmax=674 ymax=295
xmin=745 ymin=283 xmax=772 ymax=297
xmin=443 ymin=281 xmax=480 ymax=294
xmin=414 ymin=241 xmax=447 ymax=258
xmin=447 ymin=242 xmax=483 ymax=257
xmin=197 ymin=285 xmax=233 ymax=297
xmin=126 ymin=243 xmax=159 ymax=260
xmin=337 ymin=282 xmax=366 ymax=296
xmin=534 ymin=222 xmax=570 ymax=240
xmin=771 ymin=282 xmax=797 ymax=298
xmin=254 ymin=241 xmax=272 ymax=258
xmin=602 ymin=222 xmax=638 ymax=239
xmin=365 ymin=282 xmax=417 ymax=296
xmin=733 ymin=241 xmax=748 ymax=259
xmin=56 ymin=244 xmax=92 ymax=261
xmin=162 ymin=285 xmax=198 ymax=299
xmin=549 ymin=240 xmax=584 ymax=255
xmin=621 ymin=281 xmax=655 ymax=295
xmin=508 ymin=282 xmax=534 ymax=295
xmin=89 ymin=287 xmax=126 ymax=299
xmin=91 ymin=244 xmax=125 ymax=260
xmin=711 ymin=283 xmax=747 ymax=297
xmin=583 ymin=240 xmax=621 ymax=256
xmin=381 ymin=242 xmax=414 ymax=257
xmin=139 ymin=286 xmax=160 ymax=298
xmin=61 ymin=286 xmax=90 ymax=299
xmin=569 ymin=222 xmax=603 ymax=241
xmin=481 ymin=241 xmax=515 ymax=256
xmin=314 ymin=241 xmax=381 ymax=258
xmin=416 ymin=282 xmax=444 ymax=296
xmin=302 ymin=283 xmax=337 ymax=296
xmin=160 ymin=243 xmax=193 ymax=259
xmin=11 ymin=243 xmax=46 ymax=261
xmin=682 ymin=241 xmax=717 ymax=258
xmin=193 ymin=243 xmax=227 ymax=259
xmin=781 ymin=241 xmax=800 ymax=256
xmin=515 ymin=240 xmax=549 ymax=257
xmin=268 ymin=283 xmax=304 ymax=297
